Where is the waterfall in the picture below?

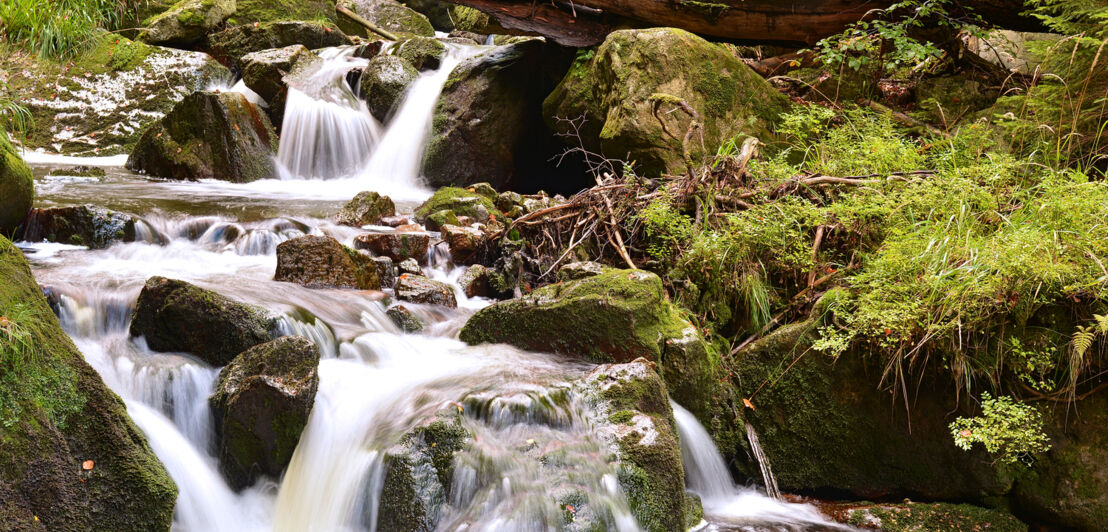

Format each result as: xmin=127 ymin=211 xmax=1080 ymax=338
xmin=746 ymin=420 xmax=782 ymax=500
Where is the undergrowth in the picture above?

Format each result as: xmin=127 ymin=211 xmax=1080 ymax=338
xmin=0 ymin=0 xmax=137 ymax=59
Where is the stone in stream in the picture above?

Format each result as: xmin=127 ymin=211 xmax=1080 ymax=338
xmin=353 ymin=232 xmax=430 ymax=263
xmin=126 ymin=91 xmax=279 ymax=182
xmin=209 ymin=335 xmax=321 ymax=490
xmin=380 ymin=215 xmax=411 ymax=227
xmin=347 ymin=0 xmax=435 ymax=39
xmin=396 ymin=274 xmax=457 ymax=308
xmin=335 ymin=191 xmax=397 ymax=227
xmin=424 ymin=210 xmax=458 ymax=232
xmin=385 ymin=304 xmax=424 ymax=333
xmin=46 ymin=166 xmax=106 ymax=178
xmin=373 ymin=256 xmax=397 ymax=289
xmin=130 ymin=276 xmax=274 ymax=366
xmin=458 ymin=264 xmax=489 ymax=298
xmin=241 ymin=44 xmax=318 ymax=130
xmin=397 ymin=258 xmax=422 ymax=276
xmin=440 ymin=224 xmax=485 ymax=265
xmin=139 ymin=0 xmax=235 ymax=47
xmin=19 ymin=205 xmax=138 ymax=249
xmin=275 ymin=235 xmax=381 ymax=290
xmin=0 ymin=130 xmax=34 ymax=236
xmin=359 ymin=55 xmax=419 ymax=121
xmin=206 ymin=20 xmax=351 ymax=72
xmin=414 ymin=187 xmax=501 ymax=224
xmin=543 ymin=28 xmax=791 ymax=177
xmin=394 ymin=37 xmax=446 ymax=71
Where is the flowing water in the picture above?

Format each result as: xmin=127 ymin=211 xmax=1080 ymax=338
xmin=18 ymin=42 xmax=845 ymax=531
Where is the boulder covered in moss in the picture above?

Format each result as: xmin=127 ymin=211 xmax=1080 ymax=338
xmin=543 ymin=28 xmax=790 ymax=177
xmin=230 ymin=0 xmax=340 ymax=25
xmin=336 ymin=191 xmax=397 ymax=227
xmin=359 ymin=54 xmax=419 ymax=121
xmin=396 ymin=274 xmax=457 ymax=307
xmin=2 ymin=35 xmax=229 ymax=156
xmin=206 ymin=20 xmax=350 ymax=72
xmin=0 ymin=130 xmax=33 ymax=236
xmin=126 ymin=91 xmax=278 ymax=182
xmin=348 ymin=0 xmax=435 ymax=38
xmin=209 ymin=335 xmax=320 ymax=490
xmin=373 ymin=413 xmax=469 ymax=530
xmin=833 ymin=502 xmax=1026 ymax=531
xmin=130 ymin=276 xmax=273 ymax=366
xmin=275 ymin=235 xmax=381 ymax=290
xmin=0 ymin=236 xmax=177 ymax=530
xmin=353 ymin=232 xmax=429 ymax=263
xmin=386 ymin=304 xmax=424 ymax=332
xmin=241 ymin=44 xmax=317 ymax=129
xmin=394 ymin=37 xmax=446 ymax=71
xmin=423 ymin=38 xmax=559 ymax=190
xmin=140 ymin=0 xmax=236 ymax=47
xmin=19 ymin=206 xmax=138 ymax=249
xmin=414 ymin=186 xmax=501 ymax=224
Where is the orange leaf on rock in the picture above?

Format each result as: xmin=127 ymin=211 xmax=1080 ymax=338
xmin=82 ymin=460 xmax=94 ymax=470
xmin=743 ymin=398 xmax=755 ymax=410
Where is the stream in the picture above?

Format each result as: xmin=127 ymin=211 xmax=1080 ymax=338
xmin=17 ymin=42 xmax=842 ymax=532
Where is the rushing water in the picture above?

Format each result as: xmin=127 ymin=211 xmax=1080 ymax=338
xmin=18 ymin=39 xmax=845 ymax=532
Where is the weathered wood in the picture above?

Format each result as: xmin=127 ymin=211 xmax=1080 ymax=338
xmin=336 ymin=4 xmax=399 ymax=41
xmin=448 ymin=0 xmax=1043 ymax=48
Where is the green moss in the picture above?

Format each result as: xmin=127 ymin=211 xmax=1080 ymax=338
xmin=414 ymin=187 xmax=503 ymax=222
xmin=394 ymin=37 xmax=445 ymax=71
xmin=0 ymin=129 xmax=33 ymax=236
xmin=863 ymin=502 xmax=1026 ymax=531
xmin=233 ymin=0 xmax=338 ymax=23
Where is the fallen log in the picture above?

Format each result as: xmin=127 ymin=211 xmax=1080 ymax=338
xmin=447 ymin=0 xmax=1044 ymax=47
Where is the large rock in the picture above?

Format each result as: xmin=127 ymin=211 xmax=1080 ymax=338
xmin=359 ymin=55 xmax=419 ymax=121
xmin=0 ymin=130 xmax=33 ymax=235
xmin=414 ymin=186 xmax=502 ymax=224
xmin=209 ymin=335 xmax=320 ymax=490
xmin=347 ymin=0 xmax=435 ymax=38
xmin=275 ymin=235 xmax=381 ymax=290
xmin=394 ymin=37 xmax=446 ymax=71
xmin=336 ymin=191 xmax=396 ymax=227
xmin=241 ymin=44 xmax=318 ymax=129
xmin=396 ymin=275 xmax=457 ymax=307
xmin=423 ymin=38 xmax=557 ymax=190
xmin=230 ymin=0 xmax=341 ymax=25
xmin=543 ymin=28 xmax=790 ymax=177
xmin=353 ymin=232 xmax=429 ymax=263
xmin=3 ymin=35 xmax=229 ymax=155
xmin=440 ymin=224 xmax=485 ymax=265
xmin=130 ymin=276 xmax=273 ymax=366
xmin=373 ymin=413 xmax=469 ymax=530
xmin=0 ymin=236 xmax=177 ymax=530
xmin=20 ymin=206 xmax=137 ymax=249
xmin=207 ymin=20 xmax=351 ymax=72
xmin=140 ymin=0 xmax=236 ymax=47
xmin=126 ymin=91 xmax=278 ymax=182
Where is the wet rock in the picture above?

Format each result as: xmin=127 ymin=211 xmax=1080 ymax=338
xmin=424 ymin=209 xmax=459 ymax=232
xmin=126 ymin=91 xmax=278 ymax=182
xmin=458 ymin=264 xmax=489 ymax=298
xmin=140 ymin=0 xmax=235 ymax=47
xmin=336 ymin=191 xmax=397 ymax=227
xmin=440 ymin=224 xmax=484 ymax=265
xmin=394 ymin=37 xmax=446 ymax=71
xmin=380 ymin=215 xmax=411 ymax=227
xmin=386 ymin=304 xmax=425 ymax=332
xmin=5 ymin=35 xmax=230 ymax=156
xmin=347 ymin=0 xmax=435 ymax=38
xmin=210 ymin=335 xmax=320 ymax=490
xmin=352 ymin=40 xmax=387 ymax=59
xmin=557 ymin=261 xmax=610 ymax=282
xmin=0 ymin=131 xmax=33 ymax=236
xmin=396 ymin=274 xmax=457 ymax=307
xmin=359 ymin=55 xmax=419 ymax=121
xmin=449 ymin=5 xmax=503 ymax=34
xmin=0 ymin=236 xmax=177 ymax=531
xmin=373 ymin=256 xmax=397 ymax=288
xmin=207 ymin=20 xmax=351 ymax=72
xmin=46 ymin=165 xmax=106 ymax=178
xmin=544 ymin=28 xmax=790 ymax=177
xmin=373 ymin=413 xmax=469 ymax=530
xmin=130 ymin=276 xmax=273 ymax=366
xmin=241 ymin=44 xmax=317 ymax=129
xmin=830 ymin=502 xmax=1026 ymax=531
xmin=398 ymin=258 xmax=422 ymax=276
xmin=423 ymin=38 xmax=558 ymax=190
xmin=404 ymin=0 xmax=456 ymax=31
xmin=20 ymin=205 xmax=137 ymax=249
xmin=414 ymin=187 xmax=502 ymax=224
xmin=275 ymin=235 xmax=381 ymax=290
xmin=353 ymin=232 xmax=430 ymax=263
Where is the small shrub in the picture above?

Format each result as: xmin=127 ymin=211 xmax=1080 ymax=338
xmin=950 ymin=393 xmax=1051 ymax=465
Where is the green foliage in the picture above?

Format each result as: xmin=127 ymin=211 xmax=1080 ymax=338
xmin=0 ymin=87 xmax=32 ymax=135
xmin=637 ymin=194 xmax=693 ymax=263
xmin=0 ymin=299 xmax=83 ymax=429
xmin=0 ymin=303 xmax=41 ymax=369
xmin=950 ymin=393 xmax=1051 ymax=465
xmin=0 ymin=0 xmax=136 ymax=58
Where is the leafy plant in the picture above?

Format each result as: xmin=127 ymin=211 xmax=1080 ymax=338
xmin=0 ymin=0 xmax=137 ymax=58
xmin=950 ymin=393 xmax=1051 ymax=465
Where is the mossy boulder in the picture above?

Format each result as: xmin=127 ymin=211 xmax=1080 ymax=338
xmin=0 ymin=130 xmax=33 ymax=236
xmin=209 ymin=335 xmax=320 ymax=490
xmin=449 ymin=6 xmax=498 ymax=34
xmin=47 ymin=166 xmax=106 ymax=178
xmin=0 ymin=236 xmax=177 ymax=530
xmin=394 ymin=37 xmax=446 ymax=71
xmin=914 ymin=75 xmax=996 ymax=126
xmin=336 ymin=191 xmax=397 ymax=227
xmin=423 ymin=38 xmax=557 ymax=190
xmin=386 ymin=304 xmax=424 ymax=332
xmin=414 ymin=186 xmax=502 ymax=224
xmin=403 ymin=0 xmax=456 ymax=31
xmin=140 ymin=0 xmax=236 ymax=47
xmin=359 ymin=55 xmax=419 ymax=121
xmin=206 ymin=20 xmax=350 ymax=72
xmin=396 ymin=274 xmax=457 ymax=307
xmin=19 ymin=206 xmax=138 ymax=249
xmin=348 ymin=0 xmax=435 ymax=38
xmin=130 ymin=276 xmax=273 ymax=366
xmin=543 ymin=28 xmax=790 ymax=177
xmin=231 ymin=0 xmax=340 ymax=25
xmin=1 ymin=35 xmax=230 ymax=155
xmin=353 ymin=232 xmax=429 ymax=263
xmin=836 ymin=502 xmax=1026 ymax=531
xmin=373 ymin=413 xmax=469 ymax=530
xmin=126 ymin=91 xmax=278 ymax=182
xmin=241 ymin=44 xmax=318 ymax=129
xmin=275 ymin=235 xmax=381 ymax=290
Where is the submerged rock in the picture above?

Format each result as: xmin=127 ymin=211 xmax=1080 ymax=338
xmin=130 ymin=276 xmax=273 ymax=366
xmin=359 ymin=55 xmax=419 ymax=121
xmin=127 ymin=91 xmax=278 ymax=182
xmin=373 ymin=413 xmax=469 ymax=530
xmin=275 ymin=235 xmax=381 ymax=290
xmin=543 ymin=28 xmax=790 ymax=177
xmin=241 ymin=44 xmax=318 ymax=129
xmin=347 ymin=0 xmax=435 ymax=38
xmin=0 ymin=131 xmax=33 ymax=236
xmin=0 ymin=236 xmax=177 ymax=530
xmin=19 ymin=205 xmax=138 ymax=249
xmin=207 ymin=20 xmax=351 ymax=72
xmin=336 ymin=191 xmax=397 ymax=227
xmin=210 ymin=335 xmax=321 ymax=490
xmin=386 ymin=304 xmax=425 ymax=332
xmin=396 ymin=274 xmax=457 ymax=307
xmin=47 ymin=166 xmax=106 ymax=178
xmin=140 ymin=0 xmax=235 ymax=47
xmin=394 ymin=37 xmax=446 ymax=71
xmin=414 ymin=187 xmax=501 ymax=224
xmin=353 ymin=232 xmax=430 ymax=263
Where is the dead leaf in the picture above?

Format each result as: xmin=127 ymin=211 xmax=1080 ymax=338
xmin=743 ymin=398 xmax=755 ymax=410
xmin=82 ymin=460 xmax=94 ymax=470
